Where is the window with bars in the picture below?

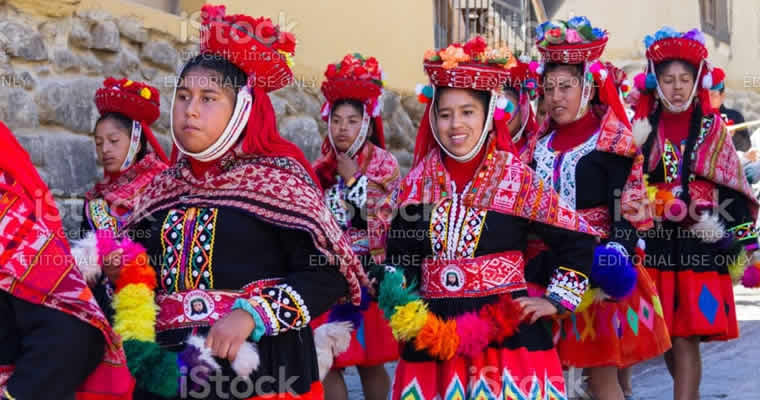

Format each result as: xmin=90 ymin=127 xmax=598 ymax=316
xmin=700 ymin=0 xmax=731 ymax=44
xmin=433 ymin=0 xmax=534 ymax=55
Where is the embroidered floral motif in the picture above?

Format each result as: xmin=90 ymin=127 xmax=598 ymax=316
xmin=546 ymin=266 xmax=589 ymax=312
xmin=160 ymin=207 xmax=218 ymax=293
xmin=534 ymin=132 xmax=598 ymax=209
xmin=251 ymin=284 xmax=310 ymax=334
xmin=662 ymin=139 xmax=680 ymax=184
xmin=428 ymin=186 xmax=487 ymax=260
xmin=87 ymin=198 xmax=119 ymax=233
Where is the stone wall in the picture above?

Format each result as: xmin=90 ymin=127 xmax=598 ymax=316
xmin=0 ymin=2 xmax=420 ymax=237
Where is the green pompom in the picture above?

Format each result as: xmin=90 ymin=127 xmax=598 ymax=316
xmin=377 ymin=268 xmax=419 ymax=319
xmin=123 ymin=339 xmax=180 ymax=397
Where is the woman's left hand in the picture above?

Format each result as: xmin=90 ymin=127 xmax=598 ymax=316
xmin=205 ymin=309 xmax=255 ymax=361
xmin=515 ymin=297 xmax=558 ymax=324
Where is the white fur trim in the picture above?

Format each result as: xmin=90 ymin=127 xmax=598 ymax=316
xmin=185 ymin=335 xmax=221 ymax=371
xmin=70 ymin=231 xmax=101 ymax=285
xmin=231 ymin=342 xmax=260 ymax=377
xmin=314 ymin=321 xmax=353 ymax=381
xmin=632 ymin=118 xmax=652 ymax=148
xmin=689 ymin=214 xmax=726 ymax=244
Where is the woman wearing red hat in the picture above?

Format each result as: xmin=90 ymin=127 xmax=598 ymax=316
xmin=374 ymin=36 xmax=599 ymax=400
xmin=84 ymin=78 xmax=170 ymax=236
xmin=95 ymin=5 xmax=368 ymax=400
xmin=0 ymin=120 xmax=133 ymax=400
xmin=531 ymin=18 xmax=670 ymax=400
xmin=312 ymin=54 xmax=400 ymax=400
xmin=633 ymin=27 xmax=758 ymax=400
xmin=78 ymin=78 xmax=170 ymax=324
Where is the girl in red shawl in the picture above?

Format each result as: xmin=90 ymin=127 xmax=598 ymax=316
xmin=633 ymin=27 xmax=758 ymax=400
xmin=312 ymin=54 xmax=400 ymax=400
xmin=0 ymin=121 xmax=133 ymax=400
xmin=83 ymin=78 xmax=169 ymax=236
xmin=80 ymin=78 xmax=169 ymax=324
xmin=531 ymin=17 xmax=671 ymax=400
xmin=374 ymin=36 xmax=599 ymax=400
xmin=96 ymin=5 xmax=368 ymax=399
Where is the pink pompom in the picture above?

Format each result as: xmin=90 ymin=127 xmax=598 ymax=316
xmin=666 ymin=198 xmax=687 ymax=222
xmin=529 ymin=61 xmax=540 ymax=74
xmin=742 ymin=264 xmax=760 ymax=288
xmin=95 ymin=229 xmax=120 ymax=264
xmin=494 ymin=108 xmax=506 ymax=121
xmin=589 ymin=61 xmax=603 ymax=75
xmin=120 ymin=237 xmax=147 ymax=265
xmin=455 ymin=312 xmax=491 ymax=358
xmin=634 ymin=73 xmax=647 ymax=91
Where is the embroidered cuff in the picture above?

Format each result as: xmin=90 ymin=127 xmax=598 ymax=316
xmin=232 ymin=298 xmax=267 ymax=342
xmin=728 ymin=222 xmax=759 ymax=251
xmin=346 ymin=175 xmax=368 ymax=209
xmin=545 ymin=266 xmax=589 ymax=313
xmin=250 ymin=284 xmax=311 ymax=335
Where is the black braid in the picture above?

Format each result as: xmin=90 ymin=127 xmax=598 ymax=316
xmin=641 ymin=105 xmax=662 ymax=173
xmin=678 ymin=105 xmax=705 ymax=207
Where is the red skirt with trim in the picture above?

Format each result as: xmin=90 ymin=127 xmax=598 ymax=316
xmin=556 ymin=263 xmax=672 ymax=368
xmin=312 ymin=301 xmax=399 ymax=368
xmin=645 ymin=267 xmax=738 ymax=341
xmin=391 ymin=347 xmax=567 ymax=400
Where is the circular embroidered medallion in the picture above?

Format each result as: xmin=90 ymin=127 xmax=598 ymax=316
xmin=440 ymin=265 xmax=465 ymax=291
xmin=183 ymin=290 xmax=214 ymax=321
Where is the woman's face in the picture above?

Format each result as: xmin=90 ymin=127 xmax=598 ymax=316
xmin=94 ymin=118 xmax=134 ymax=174
xmin=504 ymin=90 xmax=522 ymax=137
xmin=330 ymin=103 xmax=363 ymax=153
xmin=657 ymin=61 xmax=696 ymax=110
xmin=172 ymin=68 xmax=236 ymax=154
xmin=435 ymin=88 xmax=487 ymax=157
xmin=543 ymin=66 xmax=586 ymax=125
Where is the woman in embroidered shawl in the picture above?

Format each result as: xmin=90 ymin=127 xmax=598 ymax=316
xmin=81 ymin=78 xmax=169 ymax=323
xmin=100 ymin=5 xmax=367 ymax=400
xmin=0 ymin=121 xmax=133 ymax=400
xmin=374 ymin=36 xmax=598 ymax=400
xmin=312 ymin=54 xmax=400 ymax=400
xmin=633 ymin=27 xmax=758 ymax=400
xmin=530 ymin=18 xmax=671 ymax=400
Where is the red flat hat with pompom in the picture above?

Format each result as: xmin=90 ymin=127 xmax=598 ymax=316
xmin=95 ymin=77 xmax=160 ymax=125
xmin=535 ymin=18 xmax=608 ymax=64
xmin=321 ymin=54 xmax=383 ymax=104
xmin=646 ymin=37 xmax=707 ymax=68
xmin=200 ymin=4 xmax=296 ymax=92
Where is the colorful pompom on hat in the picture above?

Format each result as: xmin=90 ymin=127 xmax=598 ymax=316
xmin=95 ymin=77 xmax=161 ymax=125
xmin=535 ymin=17 xmax=608 ymax=64
xmin=200 ymin=4 xmax=296 ymax=92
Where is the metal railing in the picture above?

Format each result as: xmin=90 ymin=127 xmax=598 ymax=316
xmin=433 ymin=0 xmax=538 ymax=56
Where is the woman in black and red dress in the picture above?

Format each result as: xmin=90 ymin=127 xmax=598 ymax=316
xmin=312 ymin=53 xmax=400 ymax=400
xmin=530 ymin=17 xmax=671 ymax=400
xmin=376 ymin=36 xmax=598 ymax=400
xmin=633 ymin=26 xmax=758 ymax=400
xmin=99 ymin=5 xmax=368 ymax=399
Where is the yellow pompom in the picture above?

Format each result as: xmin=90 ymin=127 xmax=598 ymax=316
xmin=124 ymin=80 xmax=133 ymax=86
xmin=389 ymin=300 xmax=429 ymax=341
xmin=278 ymin=50 xmax=295 ymax=69
xmin=728 ymin=248 xmax=749 ymax=283
xmin=574 ymin=288 xmax=600 ymax=313
xmin=140 ymin=87 xmax=151 ymax=100
xmin=112 ymin=284 xmax=157 ymax=341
